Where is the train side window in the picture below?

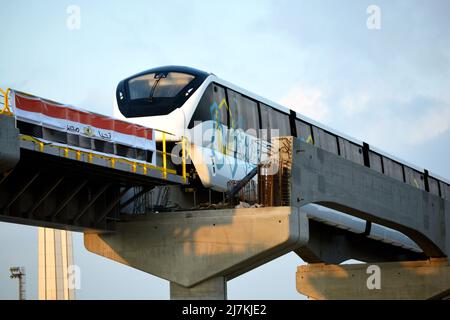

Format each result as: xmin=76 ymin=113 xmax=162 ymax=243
xmin=295 ymin=119 xmax=313 ymax=143
xmin=312 ymin=126 xmax=339 ymax=154
xmin=189 ymin=83 xmax=227 ymax=127
xmin=383 ymin=157 xmax=404 ymax=182
xmin=227 ymin=89 xmax=259 ymax=136
xmin=427 ymin=176 xmax=440 ymax=196
xmin=259 ymin=103 xmax=290 ymax=140
xmin=270 ymin=108 xmax=290 ymax=137
xmin=260 ymin=103 xmax=270 ymax=140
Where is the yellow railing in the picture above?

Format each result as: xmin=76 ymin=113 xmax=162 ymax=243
xmin=158 ymin=131 xmax=188 ymax=181
xmin=20 ymin=134 xmax=178 ymax=175
xmin=19 ymin=131 xmax=189 ymax=182
xmin=182 ymin=137 xmax=187 ymax=183
xmin=162 ymin=132 xmax=167 ymax=179
xmin=0 ymin=87 xmax=13 ymax=116
xmin=2 ymin=85 xmax=188 ymax=181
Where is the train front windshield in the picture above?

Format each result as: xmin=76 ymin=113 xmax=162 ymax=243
xmin=117 ymin=67 xmax=209 ymax=118
xmin=128 ymin=72 xmax=194 ymax=100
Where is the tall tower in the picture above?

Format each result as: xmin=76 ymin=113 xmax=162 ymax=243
xmin=9 ymin=267 xmax=26 ymax=300
xmin=38 ymin=228 xmax=76 ymax=300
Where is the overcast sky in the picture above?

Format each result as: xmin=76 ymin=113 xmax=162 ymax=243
xmin=0 ymin=0 xmax=449 ymax=299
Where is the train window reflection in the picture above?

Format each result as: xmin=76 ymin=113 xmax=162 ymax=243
xmin=128 ymin=72 xmax=195 ymax=100
xmin=189 ymin=83 xmax=227 ymax=126
xmin=260 ymin=103 xmax=290 ymax=140
xmin=227 ymin=89 xmax=259 ymax=135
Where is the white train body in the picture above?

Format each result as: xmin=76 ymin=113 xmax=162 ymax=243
xmin=113 ymin=65 xmax=448 ymax=255
xmin=115 ymin=69 xmax=270 ymax=192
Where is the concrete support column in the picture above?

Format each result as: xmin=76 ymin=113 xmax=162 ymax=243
xmin=170 ymin=277 xmax=227 ymax=300
xmin=84 ymin=207 xmax=309 ymax=300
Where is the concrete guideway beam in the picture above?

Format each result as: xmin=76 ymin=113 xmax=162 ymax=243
xmin=84 ymin=206 xmax=309 ymax=299
xmin=295 ymin=219 xmax=425 ymax=264
xmin=291 ymin=139 xmax=450 ymax=258
xmin=296 ymin=259 xmax=450 ymax=300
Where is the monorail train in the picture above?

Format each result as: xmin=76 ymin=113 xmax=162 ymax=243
xmin=113 ymin=65 xmax=450 ymax=254
xmin=115 ymin=65 xmax=276 ymax=192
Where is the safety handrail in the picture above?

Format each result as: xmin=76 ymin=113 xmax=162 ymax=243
xmin=155 ymin=131 xmax=188 ymax=182
xmin=4 ymin=86 xmax=187 ymax=181
xmin=0 ymin=87 xmax=12 ymax=116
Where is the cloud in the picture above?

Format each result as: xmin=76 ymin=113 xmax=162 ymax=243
xmin=279 ymin=85 xmax=330 ymax=121
xmin=371 ymin=97 xmax=450 ymax=147
xmin=404 ymin=104 xmax=450 ymax=145
xmin=271 ymin=0 xmax=450 ymax=153
xmin=280 ymin=80 xmax=450 ymax=152
xmin=268 ymin=0 xmax=450 ymax=119
xmin=339 ymin=93 xmax=371 ymax=116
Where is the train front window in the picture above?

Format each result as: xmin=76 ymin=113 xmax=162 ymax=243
xmin=117 ymin=66 xmax=209 ymax=118
xmin=128 ymin=72 xmax=195 ymax=100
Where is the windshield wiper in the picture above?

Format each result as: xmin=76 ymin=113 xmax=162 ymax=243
xmin=148 ymin=73 xmax=166 ymax=101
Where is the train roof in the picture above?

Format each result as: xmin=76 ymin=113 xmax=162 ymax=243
xmin=208 ymin=71 xmax=449 ymax=182
xmin=122 ymin=66 xmax=450 ymax=183
xmin=124 ymin=65 xmax=210 ymax=82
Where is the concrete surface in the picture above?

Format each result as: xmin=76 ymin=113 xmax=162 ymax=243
xmin=170 ymin=277 xmax=226 ymax=300
xmin=297 ymin=259 xmax=450 ymax=300
xmin=292 ymin=139 xmax=450 ymax=258
xmin=84 ymin=207 xmax=309 ymax=298
xmin=0 ymin=115 xmax=19 ymax=174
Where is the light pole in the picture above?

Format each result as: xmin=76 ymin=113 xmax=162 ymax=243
xmin=9 ymin=267 xmax=26 ymax=300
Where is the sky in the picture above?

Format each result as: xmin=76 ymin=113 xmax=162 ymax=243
xmin=0 ymin=0 xmax=449 ymax=299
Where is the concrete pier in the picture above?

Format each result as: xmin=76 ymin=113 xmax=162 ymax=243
xmin=170 ymin=277 xmax=227 ymax=300
xmin=297 ymin=259 xmax=450 ymax=300
xmin=84 ymin=207 xmax=309 ymax=299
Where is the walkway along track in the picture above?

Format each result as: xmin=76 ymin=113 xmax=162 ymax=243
xmin=0 ymin=88 xmax=188 ymax=232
